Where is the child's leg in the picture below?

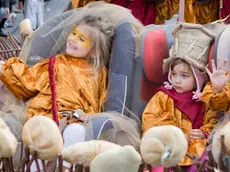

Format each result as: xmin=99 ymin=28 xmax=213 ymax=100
xmin=29 ymin=124 xmax=86 ymax=171
xmin=62 ymin=123 xmax=86 ymax=168
xmin=24 ymin=0 xmax=38 ymax=29
xmin=36 ymin=0 xmax=44 ymax=28
xmin=63 ymin=123 xmax=86 ymax=147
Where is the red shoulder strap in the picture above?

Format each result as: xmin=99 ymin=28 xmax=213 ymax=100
xmin=48 ymin=56 xmax=59 ymax=125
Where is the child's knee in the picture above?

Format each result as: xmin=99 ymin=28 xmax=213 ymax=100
xmin=63 ymin=123 xmax=86 ymax=147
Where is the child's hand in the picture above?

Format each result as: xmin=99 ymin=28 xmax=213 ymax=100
xmin=3 ymin=8 xmax=9 ymax=18
xmin=206 ymin=58 xmax=230 ymax=94
xmin=190 ymin=129 xmax=205 ymax=139
xmin=0 ymin=61 xmax=5 ymax=73
xmin=59 ymin=117 xmax=67 ymax=133
xmin=21 ymin=33 xmax=30 ymax=42
xmin=73 ymin=109 xmax=89 ymax=123
xmin=184 ymin=134 xmax=190 ymax=143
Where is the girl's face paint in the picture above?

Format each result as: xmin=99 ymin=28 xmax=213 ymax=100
xmin=66 ymin=24 xmax=92 ymax=58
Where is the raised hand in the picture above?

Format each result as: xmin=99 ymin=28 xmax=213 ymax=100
xmin=3 ymin=8 xmax=9 ymax=18
xmin=0 ymin=60 xmax=5 ymax=73
xmin=73 ymin=109 xmax=89 ymax=122
xmin=206 ymin=57 xmax=230 ymax=94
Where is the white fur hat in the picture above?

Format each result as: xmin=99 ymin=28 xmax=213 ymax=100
xmin=90 ymin=145 xmax=142 ymax=172
xmin=0 ymin=118 xmax=17 ymax=157
xmin=212 ymin=121 xmax=230 ymax=164
xmin=140 ymin=125 xmax=188 ymax=168
xmin=22 ymin=116 xmax=63 ymax=160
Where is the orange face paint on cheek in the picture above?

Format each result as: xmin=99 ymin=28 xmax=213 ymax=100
xmin=71 ymin=27 xmax=92 ymax=49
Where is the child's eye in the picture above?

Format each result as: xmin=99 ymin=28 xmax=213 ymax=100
xmin=79 ymin=37 xmax=85 ymax=42
xmin=171 ymin=72 xmax=176 ymax=76
xmin=72 ymin=32 xmax=76 ymax=35
xmin=182 ymin=74 xmax=188 ymax=78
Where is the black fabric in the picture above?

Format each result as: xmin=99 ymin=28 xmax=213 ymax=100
xmin=0 ymin=18 xmax=7 ymax=29
xmin=9 ymin=0 xmax=17 ymax=12
xmin=10 ymin=0 xmax=16 ymax=5
xmin=0 ymin=29 xmax=6 ymax=37
xmin=196 ymin=0 xmax=214 ymax=4
xmin=0 ymin=18 xmax=7 ymax=37
xmin=146 ymin=0 xmax=165 ymax=3
xmin=1 ymin=0 xmax=10 ymax=8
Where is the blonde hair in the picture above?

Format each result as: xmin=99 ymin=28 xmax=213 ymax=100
xmin=101 ymin=129 xmax=141 ymax=153
xmin=98 ymin=111 xmax=141 ymax=153
xmin=85 ymin=111 xmax=141 ymax=152
xmin=76 ymin=15 xmax=114 ymax=71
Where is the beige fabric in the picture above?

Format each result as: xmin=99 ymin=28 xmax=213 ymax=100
xmin=0 ymin=118 xmax=18 ymax=157
xmin=140 ymin=125 xmax=188 ymax=168
xmin=163 ymin=23 xmax=216 ymax=73
xmin=62 ymin=140 xmax=120 ymax=165
xmin=90 ymin=145 xmax=142 ymax=172
xmin=22 ymin=116 xmax=63 ymax=160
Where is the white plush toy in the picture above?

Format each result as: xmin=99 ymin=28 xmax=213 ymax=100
xmin=22 ymin=116 xmax=63 ymax=160
xmin=90 ymin=145 xmax=142 ymax=172
xmin=212 ymin=121 xmax=230 ymax=164
xmin=0 ymin=118 xmax=17 ymax=157
xmin=140 ymin=125 xmax=188 ymax=167
xmin=19 ymin=19 xmax=33 ymax=36
xmin=62 ymin=140 xmax=120 ymax=165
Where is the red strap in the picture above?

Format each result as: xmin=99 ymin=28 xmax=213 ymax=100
xmin=48 ymin=56 xmax=59 ymax=125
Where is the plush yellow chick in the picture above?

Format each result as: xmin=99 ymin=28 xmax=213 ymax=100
xmin=91 ymin=145 xmax=142 ymax=172
xmin=0 ymin=118 xmax=17 ymax=158
xmin=140 ymin=125 xmax=188 ymax=168
xmin=62 ymin=140 xmax=120 ymax=165
xmin=22 ymin=116 xmax=63 ymax=160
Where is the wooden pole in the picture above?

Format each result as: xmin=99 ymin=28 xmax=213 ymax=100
xmin=178 ymin=0 xmax=185 ymax=22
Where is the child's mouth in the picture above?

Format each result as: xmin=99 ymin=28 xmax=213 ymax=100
xmin=69 ymin=42 xmax=77 ymax=49
xmin=174 ymin=86 xmax=181 ymax=90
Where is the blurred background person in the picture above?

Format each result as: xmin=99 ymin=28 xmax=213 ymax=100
xmin=0 ymin=0 xmax=10 ymax=37
xmin=24 ymin=0 xmax=44 ymax=30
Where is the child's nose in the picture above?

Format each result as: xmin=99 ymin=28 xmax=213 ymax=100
xmin=176 ymin=77 xmax=181 ymax=83
xmin=71 ymin=35 xmax=78 ymax=40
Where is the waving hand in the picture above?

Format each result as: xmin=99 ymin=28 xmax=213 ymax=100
xmin=206 ymin=57 xmax=230 ymax=94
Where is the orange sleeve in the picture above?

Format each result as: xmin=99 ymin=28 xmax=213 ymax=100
xmin=142 ymin=91 xmax=177 ymax=133
xmin=0 ymin=57 xmax=49 ymax=99
xmin=194 ymin=0 xmax=218 ymax=24
xmin=200 ymin=107 xmax=218 ymax=135
xmin=155 ymin=0 xmax=179 ymax=24
xmin=201 ymin=82 xmax=230 ymax=111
